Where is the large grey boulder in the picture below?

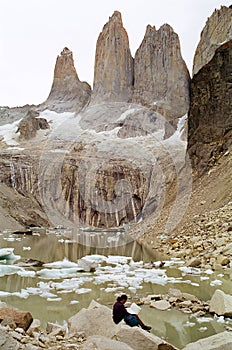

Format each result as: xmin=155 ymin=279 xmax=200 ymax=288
xmin=182 ymin=331 xmax=232 ymax=350
xmin=80 ymin=335 xmax=133 ymax=350
xmin=209 ymin=289 xmax=232 ymax=316
xmin=114 ymin=325 xmax=179 ymax=350
xmin=68 ymin=300 xmax=120 ymax=337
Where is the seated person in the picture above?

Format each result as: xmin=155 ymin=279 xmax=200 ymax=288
xmin=112 ymin=294 xmax=151 ymax=331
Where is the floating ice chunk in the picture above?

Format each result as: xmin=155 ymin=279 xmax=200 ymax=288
xmin=104 ymin=287 xmax=122 ymax=293
xmin=43 ymin=258 xmax=78 ymax=269
xmin=47 ymin=297 xmax=62 ymax=302
xmin=37 ymin=267 xmax=82 ymax=279
xmin=217 ymin=273 xmax=224 ymax=278
xmin=17 ymin=270 xmax=36 ymax=277
xmin=196 ymin=317 xmax=213 ymax=323
xmin=0 ymin=248 xmax=14 ymax=259
xmin=0 ymin=265 xmax=23 ymax=277
xmin=128 ymin=287 xmax=137 ymax=293
xmin=199 ymin=327 xmax=207 ymax=332
xmin=77 ymin=257 xmax=98 ymax=272
xmin=70 ymin=300 xmax=79 ymax=305
xmin=191 ymin=282 xmax=200 ymax=287
xmin=210 ymin=279 xmax=222 ymax=286
xmin=106 ymin=256 xmax=132 ymax=265
xmin=0 ymin=291 xmax=11 ymax=297
xmin=4 ymin=237 xmax=15 ymax=242
xmin=179 ymin=266 xmax=201 ymax=275
xmin=184 ymin=321 xmax=196 ymax=327
xmin=200 ymin=276 xmax=209 ymax=281
xmin=75 ymin=288 xmax=91 ymax=294
xmin=40 ymin=291 xmax=58 ymax=298
xmin=205 ymin=269 xmax=214 ymax=275
xmin=215 ymin=315 xmax=225 ymax=323
xmin=23 ymin=247 xmax=31 ymax=251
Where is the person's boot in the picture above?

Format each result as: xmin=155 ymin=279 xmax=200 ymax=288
xmin=141 ymin=325 xmax=152 ymax=331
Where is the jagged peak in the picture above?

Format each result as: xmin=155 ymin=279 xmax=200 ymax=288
xmin=145 ymin=25 xmax=156 ymax=36
xmin=158 ymin=23 xmax=175 ymax=34
xmin=110 ymin=10 xmax=122 ymax=23
xmin=60 ymin=47 xmax=72 ymax=56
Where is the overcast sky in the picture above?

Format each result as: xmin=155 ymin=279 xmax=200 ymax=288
xmin=0 ymin=0 xmax=230 ymax=107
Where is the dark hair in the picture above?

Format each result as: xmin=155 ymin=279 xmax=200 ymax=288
xmin=117 ymin=294 xmax=128 ymax=302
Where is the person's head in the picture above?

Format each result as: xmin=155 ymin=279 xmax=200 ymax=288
xmin=117 ymin=294 xmax=127 ymax=304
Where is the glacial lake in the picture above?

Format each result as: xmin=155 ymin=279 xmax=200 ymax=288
xmin=0 ymin=228 xmax=231 ymax=349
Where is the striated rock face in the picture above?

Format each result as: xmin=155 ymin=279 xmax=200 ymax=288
xmin=133 ymin=24 xmax=190 ymax=120
xmin=44 ymin=47 xmax=91 ymax=112
xmin=193 ymin=6 xmax=232 ymax=75
xmin=188 ymin=40 xmax=232 ymax=173
xmin=91 ymin=11 xmax=134 ymax=103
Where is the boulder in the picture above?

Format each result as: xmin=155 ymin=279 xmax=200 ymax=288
xmin=114 ymin=325 xmax=179 ymax=350
xmin=182 ymin=331 xmax=232 ymax=350
xmin=17 ymin=110 xmax=49 ymax=140
xmin=80 ymin=335 xmax=133 ymax=350
xmin=209 ymin=289 xmax=232 ymax=316
xmin=68 ymin=300 xmax=120 ymax=337
xmin=150 ymin=300 xmax=171 ymax=310
xmin=0 ymin=308 xmax=33 ymax=331
xmin=0 ymin=328 xmax=19 ymax=350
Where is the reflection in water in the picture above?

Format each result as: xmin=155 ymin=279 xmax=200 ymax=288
xmin=0 ymin=229 xmax=158 ymax=263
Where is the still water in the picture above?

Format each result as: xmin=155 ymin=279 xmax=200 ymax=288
xmin=0 ymin=229 xmax=231 ymax=349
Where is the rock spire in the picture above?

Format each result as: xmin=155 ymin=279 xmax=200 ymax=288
xmin=91 ymin=11 xmax=134 ymax=104
xmin=132 ymin=24 xmax=190 ymax=119
xmin=45 ymin=47 xmax=91 ymax=112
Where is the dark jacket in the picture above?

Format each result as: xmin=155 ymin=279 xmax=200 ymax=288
xmin=113 ymin=301 xmax=129 ymax=324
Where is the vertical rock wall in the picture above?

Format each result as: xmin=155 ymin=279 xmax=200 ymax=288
xmin=133 ymin=24 xmax=190 ymax=119
xmin=91 ymin=11 xmax=134 ymax=103
xmin=188 ymin=40 xmax=232 ymax=173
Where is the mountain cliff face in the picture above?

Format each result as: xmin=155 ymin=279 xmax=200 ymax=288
xmin=91 ymin=11 xmax=134 ymax=104
xmin=193 ymin=6 xmax=232 ymax=75
xmin=188 ymin=5 xmax=232 ymax=174
xmin=133 ymin=24 xmax=190 ymax=120
xmin=43 ymin=47 xmax=91 ymax=112
xmin=188 ymin=40 xmax=232 ymax=173
xmin=0 ymin=11 xmax=192 ymax=230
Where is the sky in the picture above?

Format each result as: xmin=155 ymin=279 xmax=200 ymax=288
xmin=0 ymin=0 xmax=231 ymax=107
